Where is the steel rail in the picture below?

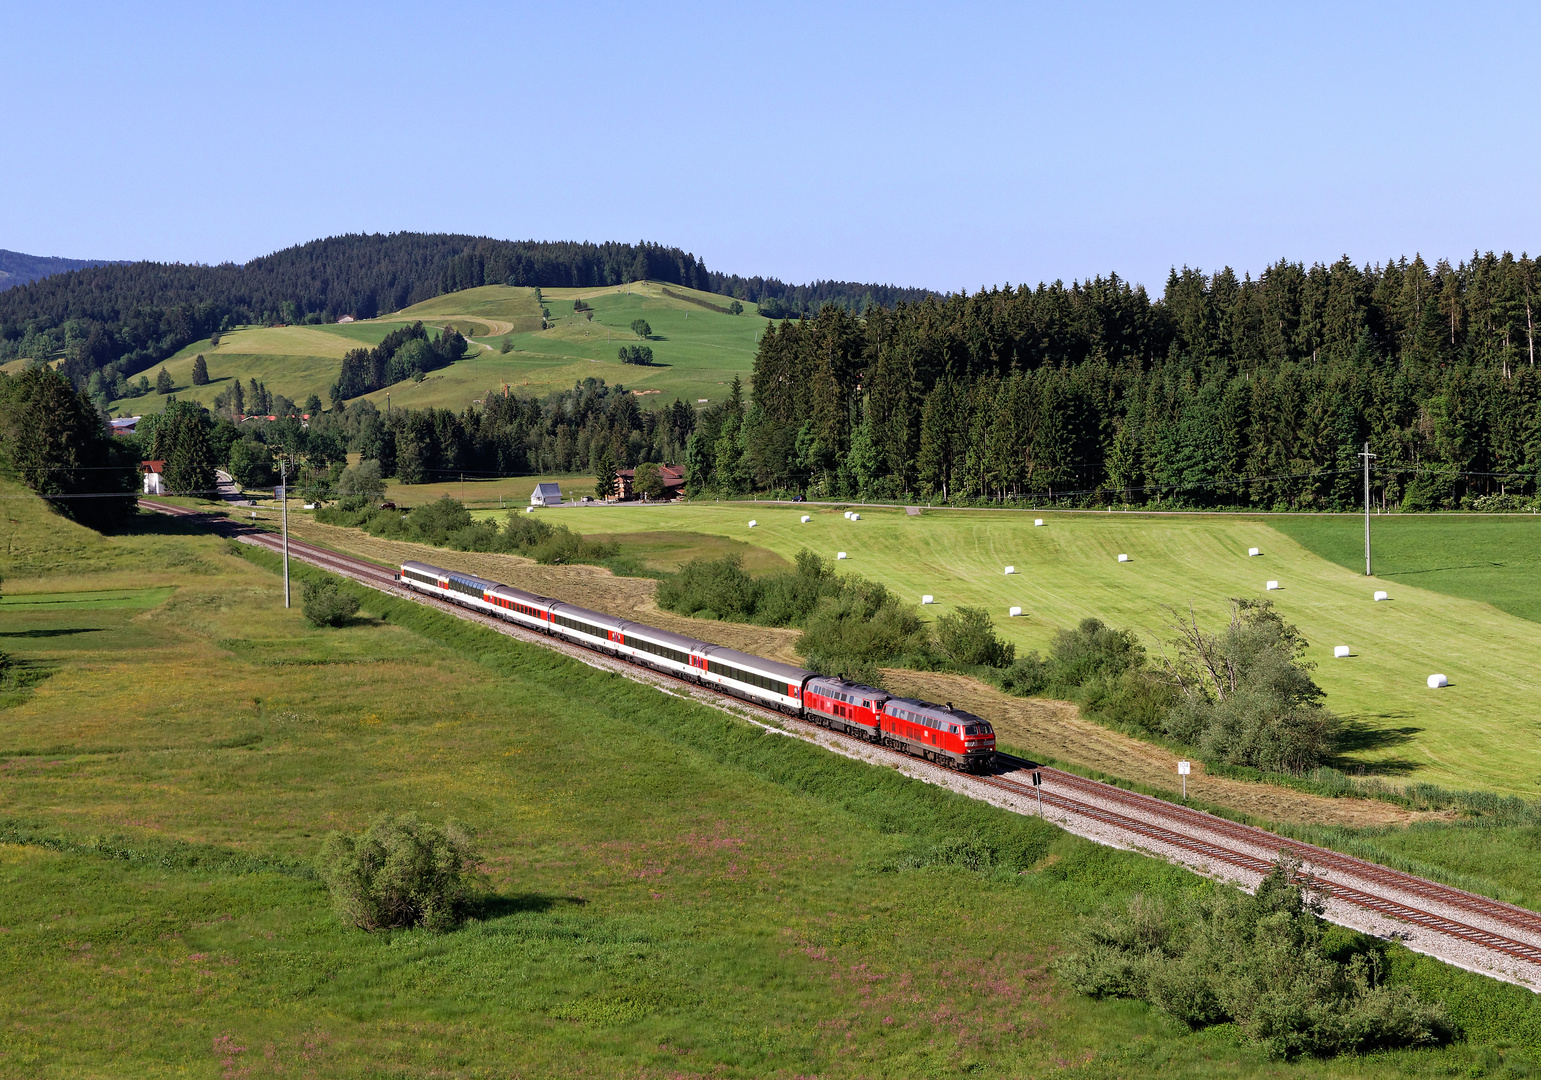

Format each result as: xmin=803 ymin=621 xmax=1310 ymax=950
xmin=142 ymin=499 xmax=1541 ymax=974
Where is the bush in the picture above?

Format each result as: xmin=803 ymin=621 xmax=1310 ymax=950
xmin=1472 ymin=492 xmax=1535 ymax=512
xmin=1060 ymin=857 xmax=1451 ymax=1057
xmin=1161 ymin=599 xmax=1340 ymax=772
xmin=316 ymin=813 xmax=479 ymax=932
xmin=302 ymin=577 xmax=360 ymax=627
xmin=656 ymin=550 xmax=932 ymax=678
xmin=936 ymin=606 xmax=1015 ymax=667
xmin=313 ymin=496 xmax=617 ymax=566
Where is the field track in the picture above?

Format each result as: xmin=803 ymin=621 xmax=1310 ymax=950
xmin=142 ymin=499 xmax=1541 ymax=992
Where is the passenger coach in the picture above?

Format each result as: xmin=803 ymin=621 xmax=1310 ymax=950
xmin=396 ymin=558 xmax=995 ymax=771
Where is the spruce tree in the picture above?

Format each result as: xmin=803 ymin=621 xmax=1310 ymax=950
xmin=191 ymin=354 xmax=209 ymax=385
xmin=155 ymin=367 xmax=174 ymax=394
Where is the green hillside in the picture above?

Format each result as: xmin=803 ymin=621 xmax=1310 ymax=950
xmin=349 ymin=280 xmax=769 ymax=412
xmin=106 ymin=321 xmax=409 ymax=414
xmin=495 ymin=503 xmax=1541 ymax=796
xmin=110 ymin=281 xmax=768 ymax=417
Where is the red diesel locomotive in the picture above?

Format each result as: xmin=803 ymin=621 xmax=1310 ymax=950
xmin=398 ymin=558 xmax=997 ymax=772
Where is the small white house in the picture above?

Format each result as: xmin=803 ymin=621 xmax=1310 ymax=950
xmin=140 ymin=460 xmax=166 ymax=495
xmin=530 ymin=482 xmax=563 ymax=507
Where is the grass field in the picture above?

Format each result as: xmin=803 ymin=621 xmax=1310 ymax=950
xmin=490 ymin=503 xmax=1541 ymax=796
xmin=107 ymin=322 xmax=411 ymax=415
xmin=21 ymin=485 xmax=1541 ymax=1075
xmin=109 ymin=281 xmax=769 ymax=419
xmin=380 ymin=472 xmax=597 ymax=508
xmin=346 ymin=281 xmax=769 ymax=413
xmin=1272 ymin=513 xmax=1541 ymax=625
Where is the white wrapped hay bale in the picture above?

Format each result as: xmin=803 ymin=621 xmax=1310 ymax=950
xmin=843 ymin=511 xmax=853 ymax=519
xmin=800 ymin=514 xmax=811 ymax=523
xmin=1034 ymin=519 xmax=1045 ymax=527
xmin=1004 ymin=565 xmax=1016 ymax=575
xmin=1008 ymin=606 xmax=1023 ymax=617
xmin=1117 ymin=554 xmax=1129 ymax=562
xmin=851 ymin=512 xmax=860 ymax=520
xmin=837 ymin=551 xmax=848 ymax=560
xmin=747 ymin=520 xmax=757 ymax=527
xmin=1334 ymin=646 xmax=1350 ymax=658
xmin=921 ymin=595 xmax=934 ymax=604
xmin=1427 ymin=673 xmax=1448 ymax=689
xmin=1374 ymin=590 xmax=1389 ymax=601
xmin=1248 ymin=547 xmax=1260 ymax=557
xmin=1266 ymin=581 xmax=1280 ymax=591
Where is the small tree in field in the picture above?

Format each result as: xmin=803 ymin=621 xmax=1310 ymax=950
xmin=156 ymin=367 xmax=174 ymax=394
xmin=317 ymin=813 xmax=479 ymax=932
xmin=191 ymin=354 xmax=210 ymax=385
xmin=729 ymin=300 xmax=743 ymax=315
xmin=633 ymin=461 xmax=665 ymax=500
xmin=630 ymin=318 xmax=651 ymax=339
xmin=302 ymin=577 xmax=360 ymax=627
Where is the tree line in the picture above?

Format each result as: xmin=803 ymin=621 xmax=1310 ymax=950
xmin=690 ymin=253 xmax=1541 ymax=510
xmin=0 ymin=232 xmax=929 ymax=396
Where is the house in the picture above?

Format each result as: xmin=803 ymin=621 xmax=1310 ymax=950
xmin=140 ymin=460 xmax=166 ymax=495
xmin=530 ymin=482 xmax=563 ymax=507
xmin=613 ymin=464 xmax=685 ymax=502
xmin=337 ymin=315 xmax=355 ymax=324
xmin=108 ymin=416 xmax=140 ymax=437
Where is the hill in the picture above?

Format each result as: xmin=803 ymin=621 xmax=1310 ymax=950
xmin=0 ymin=232 xmax=932 ymax=394
xmin=0 ymin=248 xmax=126 ymax=291
xmin=113 ymin=281 xmax=770 ymax=415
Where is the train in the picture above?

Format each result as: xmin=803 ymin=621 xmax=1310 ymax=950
xmin=396 ymin=559 xmax=997 ymax=772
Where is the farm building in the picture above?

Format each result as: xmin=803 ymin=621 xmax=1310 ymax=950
xmin=140 ymin=460 xmax=166 ymax=495
xmin=108 ymin=416 xmax=140 ymax=437
xmin=530 ymin=482 xmax=563 ymax=507
xmin=613 ymin=464 xmax=685 ymax=502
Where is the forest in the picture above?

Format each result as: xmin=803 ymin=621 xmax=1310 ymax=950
xmin=690 ymin=254 xmax=1541 ymax=510
xmin=0 ymin=233 xmax=929 ymax=391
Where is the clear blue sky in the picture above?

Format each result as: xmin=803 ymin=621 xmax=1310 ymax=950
xmin=5 ymin=1 xmax=1539 ymax=294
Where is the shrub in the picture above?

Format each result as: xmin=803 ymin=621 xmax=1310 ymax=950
xmin=1160 ymin=599 xmax=1340 ymax=772
xmin=1061 ymin=857 xmax=1451 ymax=1057
xmin=936 ymin=606 xmax=1015 ymax=667
xmin=302 ymin=577 xmax=360 ymax=627
xmin=316 ymin=813 xmax=479 ymax=932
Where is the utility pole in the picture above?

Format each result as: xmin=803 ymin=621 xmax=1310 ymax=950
xmin=1360 ymin=441 xmax=1376 ymax=576
xmin=281 ymin=456 xmax=291 ymax=608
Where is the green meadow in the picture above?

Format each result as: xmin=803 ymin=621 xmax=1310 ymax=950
xmin=112 ymin=281 xmax=769 ymax=418
xmin=498 ymin=503 xmax=1541 ymax=797
xmin=349 ymin=281 xmax=769 ymax=413
xmin=12 ymin=485 xmax=1541 ymax=1074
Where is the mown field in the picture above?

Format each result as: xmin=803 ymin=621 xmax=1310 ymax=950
xmin=107 ymin=322 xmax=408 ymax=415
xmin=1273 ymin=512 xmax=1541 ymax=626
xmin=9 ymin=486 xmax=1541 ymax=1076
xmin=348 ymin=281 xmax=768 ymax=413
xmin=111 ymin=281 xmax=768 ymax=419
xmin=491 ymin=503 xmax=1541 ymax=797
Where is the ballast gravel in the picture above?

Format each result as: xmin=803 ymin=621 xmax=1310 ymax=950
xmin=236 ymin=529 xmax=1541 ymax=993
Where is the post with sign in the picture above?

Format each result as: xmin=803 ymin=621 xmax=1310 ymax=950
xmin=1031 ymin=769 xmax=1042 ymax=816
xmin=1178 ymin=760 xmax=1190 ymax=799
xmin=279 ymin=459 xmax=290 ymax=609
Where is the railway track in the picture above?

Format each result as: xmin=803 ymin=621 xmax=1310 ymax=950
xmin=144 ymin=499 xmax=1541 ymax=986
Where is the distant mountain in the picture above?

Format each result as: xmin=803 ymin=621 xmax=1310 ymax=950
xmin=0 ymin=249 xmax=129 ymax=291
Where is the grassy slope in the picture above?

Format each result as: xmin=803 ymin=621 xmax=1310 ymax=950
xmin=505 ymin=504 xmax=1541 ymax=795
xmin=8 ymin=483 xmax=1491 ymax=1077
xmin=1271 ymin=513 xmax=1541 ymax=625
xmin=107 ymin=322 xmax=411 ymax=415
xmin=109 ymin=281 xmax=767 ymax=418
xmin=350 ymin=280 xmax=768 ymax=413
